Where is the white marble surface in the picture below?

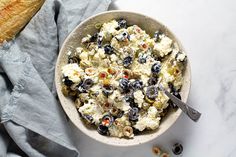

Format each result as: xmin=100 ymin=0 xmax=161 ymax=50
xmin=72 ymin=0 xmax=236 ymax=156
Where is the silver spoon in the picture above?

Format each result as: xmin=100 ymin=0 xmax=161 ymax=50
xmin=158 ymin=84 xmax=201 ymax=122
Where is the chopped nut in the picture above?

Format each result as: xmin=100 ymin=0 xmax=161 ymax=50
xmin=131 ymin=71 xmax=141 ymax=79
xmin=102 ymin=102 xmax=112 ymax=111
xmin=103 ymin=79 xmax=110 ymax=86
xmin=107 ymin=67 xmax=117 ymax=75
xmin=160 ymin=152 xmax=170 ymax=157
xmin=152 ymin=146 xmax=161 ymax=156
xmin=110 ymin=107 xmax=119 ymax=116
xmin=123 ymin=126 xmax=134 ymax=138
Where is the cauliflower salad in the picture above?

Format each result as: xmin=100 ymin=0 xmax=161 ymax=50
xmin=61 ymin=19 xmax=187 ymax=138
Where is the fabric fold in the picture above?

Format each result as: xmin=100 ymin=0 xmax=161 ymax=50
xmin=0 ymin=0 xmax=112 ymax=156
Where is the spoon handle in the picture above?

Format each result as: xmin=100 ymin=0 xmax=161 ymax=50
xmin=159 ymin=85 xmax=201 ymax=122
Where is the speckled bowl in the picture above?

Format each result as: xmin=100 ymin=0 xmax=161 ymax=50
xmin=55 ymin=11 xmax=191 ymax=146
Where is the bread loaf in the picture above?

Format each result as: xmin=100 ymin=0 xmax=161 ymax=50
xmin=0 ymin=0 xmax=45 ymax=43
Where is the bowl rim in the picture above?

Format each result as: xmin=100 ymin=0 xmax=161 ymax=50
xmin=55 ymin=10 xmax=191 ymax=146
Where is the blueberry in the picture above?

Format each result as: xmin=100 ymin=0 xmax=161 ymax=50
xmin=131 ymin=80 xmax=143 ymax=90
xmin=63 ymin=76 xmax=73 ymax=86
xmin=151 ymin=62 xmax=161 ymax=74
xmin=82 ymin=78 xmax=94 ymax=89
xmin=124 ymin=94 xmax=134 ymax=102
xmin=129 ymin=107 xmax=139 ymax=121
xmin=77 ymin=85 xmax=87 ymax=93
xmin=104 ymin=44 xmax=114 ymax=55
xmin=168 ymin=82 xmax=175 ymax=92
xmin=154 ymin=31 xmax=162 ymax=42
xmin=173 ymin=91 xmax=181 ymax=100
xmin=122 ymin=32 xmax=130 ymax=40
xmin=90 ymin=33 xmax=98 ymax=42
xmin=123 ymin=56 xmax=132 ymax=68
xmin=117 ymin=19 xmax=127 ymax=30
xmin=172 ymin=143 xmax=183 ymax=155
xmin=138 ymin=55 xmax=147 ymax=64
xmin=115 ymin=31 xmax=130 ymax=41
xmin=77 ymin=81 xmax=87 ymax=93
xmin=116 ymin=111 xmax=124 ymax=118
xmin=102 ymin=85 xmax=114 ymax=96
xmin=97 ymin=124 xmax=108 ymax=135
xmin=148 ymin=77 xmax=158 ymax=86
xmin=146 ymin=85 xmax=158 ymax=99
xmin=83 ymin=115 xmax=93 ymax=123
xmin=168 ymin=92 xmax=181 ymax=108
xmin=119 ymin=78 xmax=130 ymax=91
xmin=168 ymin=82 xmax=181 ymax=100
xmin=97 ymin=35 xmax=103 ymax=48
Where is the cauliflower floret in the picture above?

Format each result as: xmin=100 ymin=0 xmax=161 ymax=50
xmin=153 ymin=35 xmax=173 ymax=57
xmin=79 ymin=51 xmax=89 ymax=60
xmin=101 ymin=20 xmax=119 ymax=34
xmin=89 ymin=85 xmax=100 ymax=96
xmin=97 ymin=48 xmax=106 ymax=59
xmin=147 ymin=106 xmax=158 ymax=118
xmin=93 ymin=52 xmax=100 ymax=61
xmin=62 ymin=63 xmax=84 ymax=83
xmin=109 ymin=90 xmax=123 ymax=102
xmin=133 ymin=90 xmax=144 ymax=108
xmin=78 ymin=99 xmax=103 ymax=124
xmin=110 ymin=54 xmax=118 ymax=62
xmin=141 ymin=75 xmax=150 ymax=86
xmin=134 ymin=116 xmax=160 ymax=131
xmin=145 ymin=38 xmax=155 ymax=48
xmin=108 ymin=90 xmax=131 ymax=112
xmin=100 ymin=58 xmax=110 ymax=68
xmin=111 ymin=37 xmax=121 ymax=50
xmin=176 ymin=52 xmax=186 ymax=62
xmin=132 ymin=60 xmax=152 ymax=76
xmin=153 ymin=91 xmax=169 ymax=110
xmin=88 ymin=49 xmax=95 ymax=56
xmin=100 ymin=20 xmax=119 ymax=40
xmin=108 ymin=125 xmax=124 ymax=138
xmin=109 ymin=115 xmax=132 ymax=138
xmin=116 ymin=101 xmax=131 ymax=113
xmin=161 ymin=70 xmax=175 ymax=82
xmin=134 ymin=106 xmax=160 ymax=131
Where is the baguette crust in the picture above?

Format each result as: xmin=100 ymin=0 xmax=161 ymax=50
xmin=0 ymin=0 xmax=45 ymax=43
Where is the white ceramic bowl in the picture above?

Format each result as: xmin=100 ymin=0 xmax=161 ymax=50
xmin=55 ymin=10 xmax=191 ymax=146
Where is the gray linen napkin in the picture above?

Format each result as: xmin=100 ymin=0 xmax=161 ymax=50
xmin=0 ymin=0 xmax=112 ymax=156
